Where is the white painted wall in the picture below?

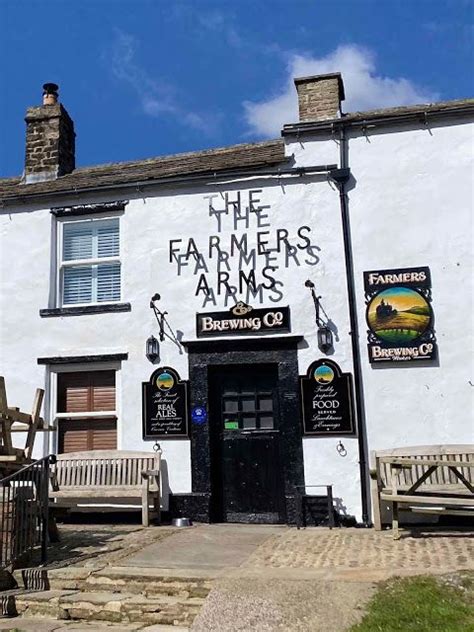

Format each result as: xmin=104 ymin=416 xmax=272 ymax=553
xmin=0 ymin=150 xmax=362 ymax=516
xmin=349 ymin=119 xmax=474 ymax=462
xmin=1 ymin=116 xmax=472 ymax=522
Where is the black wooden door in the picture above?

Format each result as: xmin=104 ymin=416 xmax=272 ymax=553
xmin=209 ymin=365 xmax=285 ymax=523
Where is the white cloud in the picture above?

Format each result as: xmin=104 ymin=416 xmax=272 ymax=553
xmin=244 ymin=45 xmax=438 ymax=137
xmin=106 ymin=30 xmax=216 ymax=135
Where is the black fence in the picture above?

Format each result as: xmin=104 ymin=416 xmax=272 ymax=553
xmin=0 ymin=455 xmax=55 ymax=569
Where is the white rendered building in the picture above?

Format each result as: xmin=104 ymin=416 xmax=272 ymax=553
xmin=0 ymin=75 xmax=472 ymax=525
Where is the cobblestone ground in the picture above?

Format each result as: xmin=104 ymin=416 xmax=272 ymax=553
xmin=241 ymin=527 xmax=474 ymax=575
xmin=41 ymin=524 xmax=474 ymax=576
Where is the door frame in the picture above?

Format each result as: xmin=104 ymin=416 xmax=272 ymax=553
xmin=185 ymin=336 xmax=305 ymax=524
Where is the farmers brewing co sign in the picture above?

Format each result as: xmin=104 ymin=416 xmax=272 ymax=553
xmin=142 ymin=367 xmax=189 ymax=439
xmin=196 ymin=302 xmax=290 ymax=337
xmin=364 ymin=266 xmax=437 ymax=364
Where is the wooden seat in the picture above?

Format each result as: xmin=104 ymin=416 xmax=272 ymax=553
xmin=370 ymin=445 xmax=474 ymax=538
xmin=49 ymin=450 xmax=162 ymax=526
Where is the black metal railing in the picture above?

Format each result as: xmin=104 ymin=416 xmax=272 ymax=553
xmin=0 ymin=455 xmax=56 ymax=569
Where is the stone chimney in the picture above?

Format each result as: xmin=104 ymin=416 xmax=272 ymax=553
xmin=294 ymin=73 xmax=345 ymax=122
xmin=22 ymin=83 xmax=75 ymax=183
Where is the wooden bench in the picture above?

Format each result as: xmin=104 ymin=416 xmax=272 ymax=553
xmin=49 ymin=450 xmax=162 ymax=527
xmin=370 ymin=445 xmax=474 ymax=538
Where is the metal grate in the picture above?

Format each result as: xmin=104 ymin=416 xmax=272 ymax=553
xmin=0 ymin=455 xmax=55 ymax=569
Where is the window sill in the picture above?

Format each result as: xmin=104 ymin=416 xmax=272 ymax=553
xmin=39 ymin=303 xmax=131 ymax=317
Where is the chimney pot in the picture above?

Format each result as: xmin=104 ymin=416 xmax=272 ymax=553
xmin=294 ymin=73 xmax=345 ymax=122
xmin=42 ymin=82 xmax=59 ymax=105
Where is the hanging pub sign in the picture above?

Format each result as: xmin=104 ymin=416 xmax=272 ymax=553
xmin=196 ymin=302 xmax=291 ymax=338
xmin=300 ymin=359 xmax=356 ymax=436
xmin=364 ymin=266 xmax=437 ymax=364
xmin=142 ymin=367 xmax=189 ymax=439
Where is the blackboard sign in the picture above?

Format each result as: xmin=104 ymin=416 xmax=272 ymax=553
xmin=142 ymin=367 xmax=189 ymax=439
xmin=196 ymin=302 xmax=290 ymax=337
xmin=300 ymin=359 xmax=356 ymax=436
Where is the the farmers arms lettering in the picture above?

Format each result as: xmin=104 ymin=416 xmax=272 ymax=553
xmin=169 ymin=190 xmax=320 ymax=307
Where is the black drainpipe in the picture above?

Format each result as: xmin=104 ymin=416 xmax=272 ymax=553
xmin=330 ymin=126 xmax=371 ymax=526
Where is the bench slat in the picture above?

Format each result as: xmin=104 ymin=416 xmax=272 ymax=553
xmin=380 ymin=493 xmax=474 ymax=506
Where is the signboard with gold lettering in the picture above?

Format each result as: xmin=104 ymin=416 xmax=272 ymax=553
xmin=142 ymin=367 xmax=189 ymax=439
xmin=300 ymin=359 xmax=356 ymax=436
xmin=196 ymin=302 xmax=290 ymax=337
xmin=364 ymin=266 xmax=437 ymax=364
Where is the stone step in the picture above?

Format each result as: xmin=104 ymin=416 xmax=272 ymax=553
xmin=0 ymin=617 xmax=189 ymax=631
xmin=15 ymin=566 xmax=212 ymax=599
xmin=11 ymin=589 xmax=205 ymax=627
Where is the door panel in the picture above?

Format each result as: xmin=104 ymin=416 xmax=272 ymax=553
xmin=209 ymin=364 xmax=285 ymax=523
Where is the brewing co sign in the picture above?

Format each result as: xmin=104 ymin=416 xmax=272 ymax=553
xmin=196 ymin=302 xmax=290 ymax=337
xmin=300 ymin=359 xmax=356 ymax=436
xmin=364 ymin=266 xmax=437 ymax=364
xmin=142 ymin=367 xmax=189 ymax=439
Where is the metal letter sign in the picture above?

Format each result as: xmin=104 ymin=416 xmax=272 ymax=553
xmin=364 ymin=266 xmax=437 ymax=364
xmin=142 ymin=367 xmax=189 ymax=439
xmin=300 ymin=359 xmax=356 ymax=436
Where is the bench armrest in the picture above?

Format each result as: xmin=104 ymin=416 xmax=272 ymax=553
xmin=49 ymin=469 xmax=60 ymax=492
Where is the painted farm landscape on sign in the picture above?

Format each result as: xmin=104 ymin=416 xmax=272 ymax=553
xmin=367 ymin=287 xmax=430 ymax=344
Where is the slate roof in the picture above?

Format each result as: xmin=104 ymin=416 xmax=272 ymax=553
xmin=1 ymin=97 xmax=473 ymax=203
xmin=0 ymin=139 xmax=287 ymax=203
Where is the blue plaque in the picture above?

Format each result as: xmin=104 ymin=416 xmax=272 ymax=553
xmin=191 ymin=406 xmax=207 ymax=424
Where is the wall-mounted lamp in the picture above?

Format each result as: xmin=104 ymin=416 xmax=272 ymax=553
xmin=145 ymin=335 xmax=160 ymax=363
xmin=317 ymin=325 xmax=333 ymax=354
xmin=147 ymin=292 xmax=183 ymax=356
xmin=305 ymin=279 xmax=334 ymax=355
xmin=150 ymin=293 xmax=167 ymax=342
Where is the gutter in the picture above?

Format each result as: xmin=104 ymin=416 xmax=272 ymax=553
xmin=0 ymin=164 xmax=337 ymax=206
xmin=282 ymin=104 xmax=474 ymax=136
xmin=329 ymin=133 xmax=371 ymax=527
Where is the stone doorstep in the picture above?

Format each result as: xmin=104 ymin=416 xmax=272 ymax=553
xmin=12 ymin=589 xmax=205 ymax=626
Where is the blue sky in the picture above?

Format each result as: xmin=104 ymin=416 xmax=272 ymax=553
xmin=1 ymin=0 xmax=472 ymax=177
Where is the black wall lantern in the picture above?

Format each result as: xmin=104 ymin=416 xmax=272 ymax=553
xmin=305 ymin=280 xmax=334 ymax=354
xmin=146 ymin=335 xmax=160 ymax=363
xmin=317 ymin=325 xmax=333 ymax=353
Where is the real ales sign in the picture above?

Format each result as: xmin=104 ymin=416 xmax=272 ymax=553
xmin=142 ymin=367 xmax=189 ymax=439
xmin=300 ymin=359 xmax=356 ymax=436
xmin=196 ymin=302 xmax=290 ymax=337
xmin=364 ymin=266 xmax=437 ymax=363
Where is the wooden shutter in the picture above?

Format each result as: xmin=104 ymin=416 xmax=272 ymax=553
xmin=57 ymin=371 xmax=117 ymax=453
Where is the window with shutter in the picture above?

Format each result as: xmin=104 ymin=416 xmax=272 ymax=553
xmin=57 ymin=371 xmax=117 ymax=453
xmin=60 ymin=218 xmax=121 ymax=306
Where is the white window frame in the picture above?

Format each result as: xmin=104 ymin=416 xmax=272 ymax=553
xmin=57 ymin=214 xmax=122 ymax=308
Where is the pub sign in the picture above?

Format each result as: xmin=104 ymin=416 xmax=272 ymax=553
xmin=300 ymin=359 xmax=356 ymax=436
xmin=364 ymin=266 xmax=437 ymax=364
xmin=196 ymin=302 xmax=290 ymax=337
xmin=142 ymin=367 xmax=189 ymax=439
